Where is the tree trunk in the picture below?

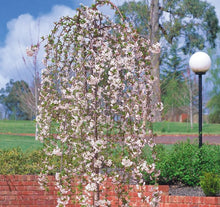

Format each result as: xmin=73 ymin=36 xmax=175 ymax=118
xmin=150 ymin=0 xmax=161 ymax=122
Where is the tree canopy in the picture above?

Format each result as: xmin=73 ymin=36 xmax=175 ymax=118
xmin=118 ymin=0 xmax=220 ymax=121
xmin=119 ymin=0 xmax=219 ymax=52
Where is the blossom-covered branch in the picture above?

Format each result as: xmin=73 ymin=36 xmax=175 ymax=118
xmin=36 ymin=1 xmax=162 ymax=207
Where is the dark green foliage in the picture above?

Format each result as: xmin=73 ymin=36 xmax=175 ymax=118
xmin=156 ymin=141 xmax=201 ymax=186
xmin=200 ymin=172 xmax=220 ymax=196
xmin=143 ymin=140 xmax=220 ymax=186
xmin=209 ymin=112 xmax=220 ymax=124
xmin=160 ymin=41 xmax=189 ymax=118
xmin=118 ymin=0 xmax=220 ymax=121
xmin=116 ymin=1 xmax=150 ymax=35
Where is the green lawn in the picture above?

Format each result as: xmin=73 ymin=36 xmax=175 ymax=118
xmin=0 ymin=120 xmax=40 ymax=151
xmin=0 ymin=120 xmax=219 ymax=151
xmin=0 ymin=134 xmax=42 ymax=151
xmin=0 ymin=120 xmax=35 ymax=134
xmin=153 ymin=121 xmax=220 ymax=135
xmin=0 ymin=120 xmax=219 ymax=135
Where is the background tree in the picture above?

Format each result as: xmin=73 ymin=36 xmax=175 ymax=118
xmin=160 ymin=41 xmax=189 ymax=120
xmin=0 ymin=79 xmax=33 ymax=120
xmin=118 ymin=0 xmax=220 ymax=121
xmin=206 ymin=48 xmax=220 ymax=123
xmin=25 ymin=43 xmax=41 ymax=119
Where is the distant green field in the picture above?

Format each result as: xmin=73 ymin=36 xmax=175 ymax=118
xmin=0 ymin=134 xmax=42 ymax=151
xmin=0 ymin=120 xmax=219 ymax=135
xmin=0 ymin=120 xmax=40 ymax=151
xmin=153 ymin=121 xmax=220 ymax=135
xmin=0 ymin=120 xmax=35 ymax=134
xmin=0 ymin=120 xmax=219 ymax=151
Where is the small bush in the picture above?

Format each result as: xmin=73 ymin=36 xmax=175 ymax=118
xmin=200 ymin=172 xmax=220 ymax=196
xmin=143 ymin=140 xmax=220 ymax=186
xmin=157 ymin=140 xmax=201 ymax=186
xmin=0 ymin=148 xmax=43 ymax=174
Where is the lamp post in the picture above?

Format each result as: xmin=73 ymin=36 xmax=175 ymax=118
xmin=189 ymin=52 xmax=211 ymax=148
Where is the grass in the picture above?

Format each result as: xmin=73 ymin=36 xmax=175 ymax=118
xmin=1 ymin=120 xmax=220 ymax=135
xmin=0 ymin=134 xmax=42 ymax=151
xmin=153 ymin=121 xmax=220 ymax=135
xmin=0 ymin=120 xmax=40 ymax=151
xmin=0 ymin=120 xmax=219 ymax=151
xmin=0 ymin=120 xmax=35 ymax=134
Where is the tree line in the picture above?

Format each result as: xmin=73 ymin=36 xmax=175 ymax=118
xmin=0 ymin=0 xmax=219 ymax=123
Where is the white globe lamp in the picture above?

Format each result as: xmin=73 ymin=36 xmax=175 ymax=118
xmin=189 ymin=51 xmax=211 ymax=148
xmin=189 ymin=51 xmax=211 ymax=74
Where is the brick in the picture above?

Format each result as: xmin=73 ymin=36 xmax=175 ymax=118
xmin=217 ymin=197 xmax=220 ymax=205
xmin=169 ymin=195 xmax=179 ymax=203
xmin=204 ymin=197 xmax=218 ymax=205
xmin=1 ymin=175 xmax=220 ymax=206
xmin=184 ymin=196 xmax=194 ymax=203
xmin=159 ymin=185 xmax=169 ymax=193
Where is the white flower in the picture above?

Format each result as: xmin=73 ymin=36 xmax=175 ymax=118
xmin=149 ymin=42 xmax=161 ymax=54
xmin=94 ymin=159 xmax=102 ymax=168
xmin=85 ymin=183 xmax=97 ymax=192
xmin=105 ymin=159 xmax=112 ymax=167
xmin=52 ymin=146 xmax=62 ymax=156
xmin=26 ymin=45 xmax=39 ymax=57
xmin=88 ymin=75 xmax=99 ymax=85
xmin=121 ymin=157 xmax=133 ymax=168
xmin=138 ymin=193 xmax=142 ymax=198
xmin=26 ymin=47 xmax=34 ymax=56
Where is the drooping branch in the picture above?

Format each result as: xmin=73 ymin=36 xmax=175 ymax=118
xmin=94 ymin=0 xmax=124 ymax=21
xmin=36 ymin=2 xmax=162 ymax=207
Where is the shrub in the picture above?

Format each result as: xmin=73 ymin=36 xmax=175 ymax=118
xmin=157 ymin=140 xmax=201 ymax=186
xmin=0 ymin=148 xmax=43 ymax=174
xmin=143 ymin=140 xmax=220 ymax=186
xmin=200 ymin=172 xmax=220 ymax=196
xmin=1 ymin=142 xmax=220 ymax=190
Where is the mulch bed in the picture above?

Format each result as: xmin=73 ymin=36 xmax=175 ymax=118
xmin=169 ymin=185 xmax=206 ymax=197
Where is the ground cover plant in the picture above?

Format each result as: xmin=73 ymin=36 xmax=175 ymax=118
xmin=0 ymin=148 xmax=44 ymax=174
xmin=200 ymin=172 xmax=220 ymax=196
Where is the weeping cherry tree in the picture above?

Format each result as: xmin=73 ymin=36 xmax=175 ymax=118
xmin=35 ymin=1 xmax=162 ymax=206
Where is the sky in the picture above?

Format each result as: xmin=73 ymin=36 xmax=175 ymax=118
xmin=0 ymin=0 xmax=219 ymax=89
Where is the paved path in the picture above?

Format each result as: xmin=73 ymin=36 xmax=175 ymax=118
xmin=1 ymin=132 xmax=220 ymax=145
xmin=155 ymin=134 xmax=220 ymax=145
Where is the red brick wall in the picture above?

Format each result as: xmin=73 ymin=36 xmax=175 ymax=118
xmin=0 ymin=175 xmax=219 ymax=207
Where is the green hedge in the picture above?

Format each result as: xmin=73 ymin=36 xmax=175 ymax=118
xmin=0 ymin=148 xmax=45 ymax=174
xmin=143 ymin=140 xmax=220 ymax=186
xmin=200 ymin=172 xmax=220 ymax=196
xmin=1 ymin=141 xmax=220 ymax=188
